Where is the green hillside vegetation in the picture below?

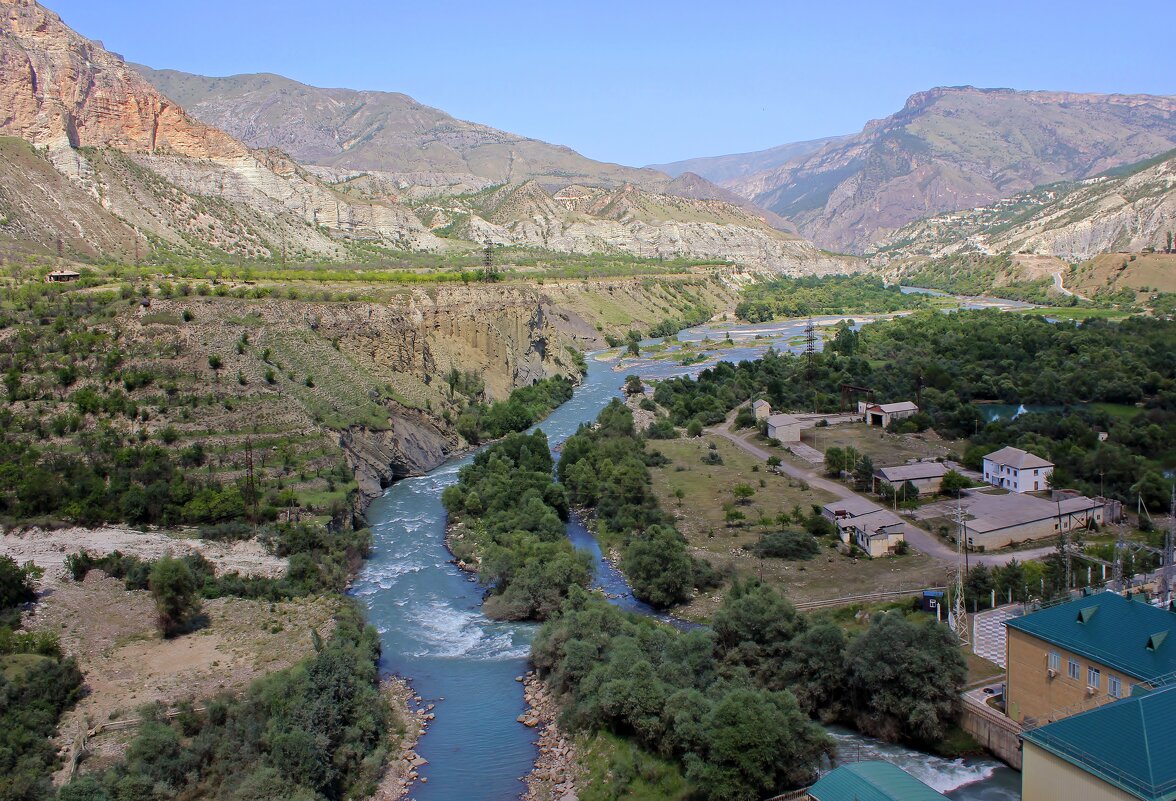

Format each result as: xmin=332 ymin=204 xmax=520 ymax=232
xmin=558 ymin=400 xmax=722 ymax=607
xmin=735 ymin=275 xmax=935 ymax=322
xmin=904 ymin=254 xmax=1069 ymax=304
xmin=532 ymin=581 xmax=966 ymax=801
xmin=441 ymin=431 xmax=591 ymax=620
xmin=652 ymin=311 xmax=1176 ymax=501
xmin=58 ymin=605 xmax=393 ymax=801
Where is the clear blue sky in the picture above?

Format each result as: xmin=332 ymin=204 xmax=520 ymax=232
xmin=47 ymin=0 xmax=1175 ymax=167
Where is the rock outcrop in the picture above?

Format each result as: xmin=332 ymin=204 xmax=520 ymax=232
xmin=0 ymin=0 xmax=439 ymax=260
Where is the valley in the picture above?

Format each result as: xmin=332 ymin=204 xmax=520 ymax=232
xmin=0 ymin=2 xmax=1174 ymax=801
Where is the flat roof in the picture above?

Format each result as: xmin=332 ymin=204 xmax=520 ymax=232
xmin=964 ymin=492 xmax=1103 ymax=534
xmin=984 ymin=445 xmax=1053 ymax=470
xmin=823 ymin=496 xmax=883 ymax=518
xmin=1024 ymin=685 xmax=1176 ymax=801
xmin=809 ymin=761 xmax=949 ymax=801
xmin=875 ymin=462 xmax=948 ymax=482
xmin=1007 ymin=591 xmax=1176 ymax=683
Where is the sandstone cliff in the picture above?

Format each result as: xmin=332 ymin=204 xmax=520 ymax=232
xmin=0 ymin=0 xmax=440 ymax=260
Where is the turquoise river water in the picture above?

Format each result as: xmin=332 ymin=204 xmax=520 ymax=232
xmin=352 ymin=317 xmax=1021 ymax=801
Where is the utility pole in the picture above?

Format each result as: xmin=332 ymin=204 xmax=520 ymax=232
xmin=951 ymin=497 xmax=970 ymax=648
xmin=244 ymin=438 xmax=259 ymax=521
xmin=1164 ymin=483 xmax=1176 ymax=606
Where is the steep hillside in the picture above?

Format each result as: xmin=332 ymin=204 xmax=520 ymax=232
xmin=875 ymin=150 xmax=1176 ymax=263
xmin=728 ymin=87 xmax=1176 ymax=253
xmin=648 ymin=135 xmax=847 ymax=184
xmin=0 ymin=0 xmax=439 ymax=260
xmin=409 ymin=181 xmax=857 ymax=275
xmin=136 ymin=66 xmax=676 ymax=192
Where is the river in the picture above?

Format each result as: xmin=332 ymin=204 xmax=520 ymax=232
xmin=353 ymin=316 xmax=1021 ymax=801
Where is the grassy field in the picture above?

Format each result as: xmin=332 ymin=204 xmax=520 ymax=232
xmin=648 ymin=435 xmax=949 ymax=616
xmin=801 ymin=422 xmax=968 ymax=469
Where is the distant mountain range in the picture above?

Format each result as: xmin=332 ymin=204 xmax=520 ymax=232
xmin=706 ymin=87 xmax=1176 ymax=253
xmin=647 ymin=136 xmax=847 ymax=185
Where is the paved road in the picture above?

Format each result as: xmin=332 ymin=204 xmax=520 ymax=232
xmin=1052 ymin=270 xmax=1090 ymax=301
xmin=708 ymin=413 xmax=1058 ymax=568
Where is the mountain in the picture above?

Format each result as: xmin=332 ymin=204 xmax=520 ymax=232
xmin=726 ymin=86 xmax=1176 ymax=254
xmin=874 ymin=149 xmax=1176 ymax=263
xmin=648 ymin=136 xmax=847 ymax=184
xmin=0 ymin=0 xmax=439 ymax=261
xmin=136 ymin=66 xmax=680 ymax=192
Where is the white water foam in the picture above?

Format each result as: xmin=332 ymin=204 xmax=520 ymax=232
xmin=405 ymin=598 xmax=531 ymax=661
xmin=829 ymin=730 xmax=998 ymax=793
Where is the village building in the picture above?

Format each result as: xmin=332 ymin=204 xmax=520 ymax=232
xmin=982 ymin=445 xmax=1054 ymax=493
xmin=821 ymin=495 xmax=884 ymax=523
xmin=961 ymin=491 xmax=1107 ymax=550
xmin=839 ymin=508 xmax=906 ymax=557
xmin=45 ymin=268 xmax=81 ymax=283
xmin=859 ymin=400 xmax=919 ymax=427
xmin=1004 ymin=592 xmax=1176 ymax=725
xmin=1021 ymin=683 xmax=1176 ymax=801
xmin=766 ymin=412 xmax=802 ymax=443
xmin=752 ymin=399 xmax=771 ymax=421
xmin=872 ymin=461 xmax=948 ymax=497
xmin=807 ymin=760 xmax=950 ymax=801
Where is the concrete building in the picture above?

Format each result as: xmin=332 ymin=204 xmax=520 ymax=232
xmin=961 ymin=492 xmax=1107 ymax=551
xmin=752 ymin=399 xmax=771 ymax=421
xmin=983 ymin=446 xmax=1054 ymax=493
xmin=1021 ymin=684 xmax=1176 ymax=801
xmin=808 ymin=761 xmax=950 ymax=801
xmin=841 ymin=509 xmax=906 ymax=557
xmin=766 ymin=413 xmax=802 ymax=443
xmin=45 ymin=269 xmax=80 ymax=283
xmin=822 ymin=496 xmax=884 ymax=523
xmin=860 ymin=400 xmax=920 ymax=427
xmin=872 ymin=461 xmax=949 ymax=497
xmin=1004 ymin=592 xmax=1176 ymax=725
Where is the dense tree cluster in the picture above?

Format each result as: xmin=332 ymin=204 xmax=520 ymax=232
xmin=904 ymin=254 xmax=1075 ymax=305
xmin=456 ymin=376 xmax=576 ymax=444
xmin=558 ymin=400 xmax=721 ymax=607
xmin=442 ymin=431 xmax=591 ymax=620
xmin=735 ymin=275 xmax=933 ymax=322
xmin=533 ymin=581 xmax=967 ymax=801
xmin=58 ymin=605 xmax=391 ymax=801
xmin=652 ymin=311 xmax=1176 ymax=502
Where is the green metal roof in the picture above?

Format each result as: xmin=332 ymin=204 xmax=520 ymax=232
xmin=1006 ymin=591 xmax=1176 ymax=682
xmin=1023 ymin=684 xmax=1176 ymax=801
xmin=808 ymin=761 xmax=950 ymax=801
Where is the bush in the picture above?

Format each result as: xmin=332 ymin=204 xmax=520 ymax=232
xmin=149 ymin=556 xmax=201 ymax=637
xmin=752 ymin=531 xmax=819 ymax=560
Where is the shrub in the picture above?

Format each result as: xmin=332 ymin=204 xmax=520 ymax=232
xmin=752 ymin=531 xmax=820 ymax=560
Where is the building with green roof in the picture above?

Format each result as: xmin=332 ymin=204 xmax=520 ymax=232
xmin=1022 ymin=684 xmax=1176 ymax=801
xmin=807 ymin=761 xmax=949 ymax=801
xmin=1004 ymin=591 xmax=1176 ymax=723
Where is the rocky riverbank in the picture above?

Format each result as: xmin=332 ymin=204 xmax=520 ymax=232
xmin=367 ymin=675 xmax=436 ymax=801
xmin=520 ymin=671 xmax=582 ymax=801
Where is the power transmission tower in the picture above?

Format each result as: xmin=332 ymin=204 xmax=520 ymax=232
xmin=482 ymin=239 xmax=496 ymax=280
xmin=951 ymin=497 xmax=970 ymax=648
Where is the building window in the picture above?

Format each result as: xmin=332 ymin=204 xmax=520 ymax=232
xmin=1068 ymin=659 xmax=1080 ymax=680
xmin=1048 ymin=652 xmax=1060 ymax=672
xmin=1109 ymin=676 xmax=1122 ymax=698
xmin=1088 ymin=667 xmax=1101 ymax=688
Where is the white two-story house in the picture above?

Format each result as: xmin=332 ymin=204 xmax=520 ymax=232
xmin=982 ymin=446 xmax=1054 ymax=494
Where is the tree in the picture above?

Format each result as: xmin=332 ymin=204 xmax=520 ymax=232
xmin=940 ymin=469 xmax=971 ymax=497
xmin=149 ymin=556 xmax=200 ymax=637
xmin=626 ymin=329 xmax=642 ymax=357
xmin=623 ymin=374 xmax=644 ymax=395
xmin=687 ymin=419 xmax=703 ymax=438
xmin=732 ymin=483 xmax=756 ymax=505
xmin=853 ymin=455 xmax=875 ymax=492
xmin=845 ymin=612 xmax=966 ymax=744
xmin=0 ymin=555 xmax=40 ymax=612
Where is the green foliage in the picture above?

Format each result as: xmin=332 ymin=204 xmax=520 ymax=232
xmin=442 ymin=431 xmax=590 ymax=620
xmin=905 ymin=254 xmax=1066 ymax=304
xmin=751 ymin=531 xmax=820 ymax=560
xmin=60 ymin=605 xmax=392 ymax=801
xmin=459 ymin=376 xmax=575 ymax=444
xmin=532 ymin=588 xmax=831 ymax=801
xmin=735 ymin=275 xmax=933 ymax=322
xmin=558 ymin=401 xmax=719 ymax=608
xmin=149 ymin=556 xmax=201 ymax=637
xmin=0 ymin=555 xmax=38 ymax=612
xmin=0 ymin=652 xmax=83 ymax=801
xmin=940 ymin=469 xmax=972 ymax=497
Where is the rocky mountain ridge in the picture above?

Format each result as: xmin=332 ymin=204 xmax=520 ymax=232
xmin=722 ymin=86 xmax=1176 ymax=253
xmin=873 ymin=149 xmax=1176 ymax=264
xmin=0 ymin=0 xmax=440 ymax=260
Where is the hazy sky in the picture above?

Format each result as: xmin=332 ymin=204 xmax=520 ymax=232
xmin=47 ymin=0 xmax=1175 ymax=167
